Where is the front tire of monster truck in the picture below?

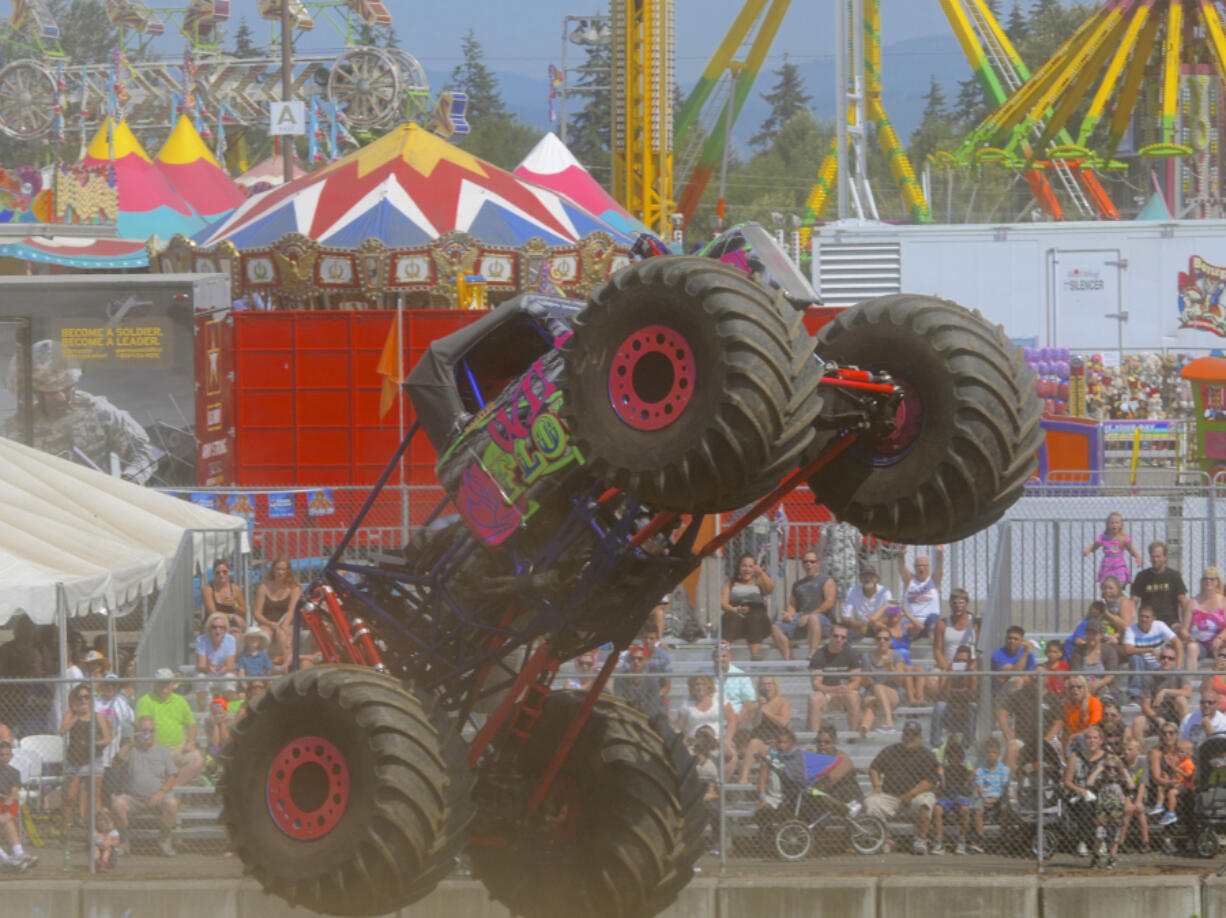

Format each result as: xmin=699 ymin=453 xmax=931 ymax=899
xmin=806 ymin=295 xmax=1042 ymax=544
xmin=219 ymin=666 xmax=474 ymax=917
xmin=559 ymin=256 xmax=822 ymax=512
xmin=469 ymin=692 xmax=706 ymax=918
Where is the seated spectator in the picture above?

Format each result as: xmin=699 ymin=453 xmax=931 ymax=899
xmin=1129 ymin=644 xmax=1190 ymax=743
xmin=737 ymin=677 xmax=793 ymax=783
xmin=871 ymin=605 xmax=927 ymax=704
xmin=691 ymin=730 xmax=722 ymax=833
xmin=615 ymin=644 xmax=668 ymax=720
xmin=59 ymin=681 xmax=112 ymax=837
xmin=80 ymin=649 xmax=107 ymax=683
xmin=1179 ymin=693 xmax=1226 ymax=751
xmin=234 ymin=626 xmax=276 ymax=681
xmin=1118 ymin=736 xmax=1151 ymax=850
xmin=932 ymin=589 xmax=980 ymax=675
xmin=563 ymin=651 xmax=601 ymax=692
xmin=720 ymin=553 xmax=774 ymax=661
xmin=1070 ymin=623 xmax=1120 ymax=704
xmin=1180 ymin=567 xmax=1226 ymax=670
xmin=1045 ymin=675 xmax=1102 ymax=751
xmin=1038 ymin=639 xmax=1070 ymax=698
xmin=992 ymin=626 xmax=1038 ymax=770
xmin=637 ymin=620 xmax=674 ymax=710
xmin=195 ymin=613 xmax=238 ymax=709
xmin=712 ymin=642 xmax=757 ymax=737
xmin=230 ymin=679 xmax=267 ymax=726
xmin=675 ymin=676 xmax=727 ymax=752
xmin=1148 ymin=720 xmax=1195 ymax=827
xmin=865 ymin=721 xmax=941 ymax=854
xmin=1098 ymin=699 xmax=1128 ymax=757
xmin=1099 ymin=576 xmax=1136 ymax=640
xmin=1063 ymin=725 xmax=1132 ymax=868
xmin=772 ymin=549 xmax=835 ymax=661
xmin=201 ymin=558 xmax=247 ymax=636
xmin=931 ymin=645 xmax=977 ymax=748
xmin=134 ymin=669 xmax=203 ymax=787
xmin=932 ymin=734 xmax=975 ymax=855
xmin=838 ymin=567 xmax=893 ymax=644
xmin=1123 ymin=602 xmax=1181 ymax=699
xmin=806 ymin=623 xmax=863 ymax=734
xmin=860 ymin=627 xmax=906 ymax=737
xmin=0 ymin=741 xmax=35 ymax=871
xmin=970 ymin=737 xmax=1009 ymax=854
xmin=754 ymin=727 xmax=858 ymax=827
xmin=897 ymin=546 xmax=945 ymax=638
xmin=93 ymin=808 xmax=120 ymax=871
xmin=203 ymin=698 xmax=231 ymax=782
xmin=111 ymin=716 xmax=181 ymax=857
xmin=1204 ymin=647 xmax=1226 ymax=715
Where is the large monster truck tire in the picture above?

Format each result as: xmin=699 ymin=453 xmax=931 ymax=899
xmin=219 ymin=666 xmax=474 ymax=917
xmin=469 ymin=692 xmax=706 ymax=918
xmin=808 ymin=295 xmax=1041 ymax=544
xmin=560 ymin=256 xmax=822 ymax=513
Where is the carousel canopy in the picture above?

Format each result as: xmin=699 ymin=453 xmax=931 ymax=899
xmin=196 ymin=122 xmax=636 ymax=251
xmin=82 ymin=119 xmax=208 ymax=241
xmin=155 ymin=115 xmax=246 ymax=223
xmin=0 ymin=235 xmax=149 ymax=268
xmin=514 ymin=132 xmax=655 ymax=241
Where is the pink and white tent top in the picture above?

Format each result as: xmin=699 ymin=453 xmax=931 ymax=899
xmin=514 ymin=132 xmax=655 ymax=241
xmin=235 ymin=154 xmax=306 ymax=190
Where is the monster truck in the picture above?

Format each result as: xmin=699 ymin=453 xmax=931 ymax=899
xmin=219 ymin=225 xmax=1041 ymax=918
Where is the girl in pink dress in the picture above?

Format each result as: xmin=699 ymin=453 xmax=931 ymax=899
xmin=1083 ymin=512 xmax=1141 ymax=585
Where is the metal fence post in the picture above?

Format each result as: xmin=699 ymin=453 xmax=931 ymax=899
xmin=1210 ymin=487 xmax=1218 ymax=565
xmin=1036 ymin=671 xmax=1044 ymax=875
xmin=1052 ymin=521 xmax=1061 ymax=634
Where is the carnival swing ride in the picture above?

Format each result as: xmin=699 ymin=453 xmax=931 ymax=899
xmin=0 ymin=0 xmax=462 ymax=150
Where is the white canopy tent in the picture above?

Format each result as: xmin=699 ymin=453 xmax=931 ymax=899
xmin=0 ymin=437 xmax=245 ymax=627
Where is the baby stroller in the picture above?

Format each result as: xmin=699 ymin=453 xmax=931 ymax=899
xmin=1193 ymin=733 xmax=1226 ymax=857
xmin=1010 ymin=739 xmax=1068 ymax=859
xmin=758 ymin=753 xmax=887 ymax=860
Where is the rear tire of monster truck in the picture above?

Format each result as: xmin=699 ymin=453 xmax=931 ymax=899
xmin=559 ymin=256 xmax=822 ymax=513
xmin=806 ymin=295 xmax=1041 ymax=544
xmin=219 ymin=666 xmax=474 ymax=917
xmin=469 ymin=692 xmax=706 ymax=918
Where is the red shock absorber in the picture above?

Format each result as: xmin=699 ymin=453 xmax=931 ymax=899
xmin=299 ymin=592 xmax=343 ymax=664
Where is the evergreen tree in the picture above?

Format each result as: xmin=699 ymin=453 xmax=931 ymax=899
xmin=355 ymin=19 xmax=399 ymax=49
xmin=954 ymin=74 xmax=991 ymax=130
xmin=231 ymin=17 xmax=259 ymax=57
xmin=750 ymin=55 xmax=812 ymax=150
xmin=566 ymin=41 xmax=614 ymax=185
xmin=48 ymin=0 xmax=118 ymax=64
xmin=1030 ymin=0 xmax=1061 ymax=16
xmin=448 ymin=29 xmax=505 ymax=125
xmin=908 ymin=76 xmax=958 ymax=166
xmin=1005 ymin=1 xmax=1028 ymax=46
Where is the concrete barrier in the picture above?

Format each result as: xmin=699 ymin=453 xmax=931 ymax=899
xmin=84 ymin=879 xmax=239 ymax=918
xmin=5 ymin=878 xmax=78 ymax=918
xmin=716 ymin=875 xmax=876 ymax=918
xmin=1042 ymin=874 xmax=1201 ymax=918
xmin=1198 ymin=875 xmax=1226 ymax=918
xmin=880 ymin=874 xmax=1038 ymax=918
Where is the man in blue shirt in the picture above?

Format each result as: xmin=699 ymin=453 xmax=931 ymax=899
xmin=992 ymin=626 xmax=1038 ymax=768
xmin=713 ymin=642 xmax=757 ymax=734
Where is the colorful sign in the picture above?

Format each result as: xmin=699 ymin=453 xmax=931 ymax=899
xmin=307 ymin=488 xmax=335 ymax=516
xmin=1178 ymin=256 xmax=1226 ymax=338
xmin=227 ymin=492 xmax=256 ymax=522
xmin=267 ymin=492 xmax=296 ymax=519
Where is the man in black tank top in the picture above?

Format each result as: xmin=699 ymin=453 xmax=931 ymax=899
xmin=776 ymin=551 xmax=836 ymax=659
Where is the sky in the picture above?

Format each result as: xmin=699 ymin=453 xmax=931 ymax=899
xmin=395 ymin=0 xmax=961 ymax=89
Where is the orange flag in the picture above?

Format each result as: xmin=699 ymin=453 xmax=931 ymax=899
xmin=376 ymin=310 xmax=403 ymax=418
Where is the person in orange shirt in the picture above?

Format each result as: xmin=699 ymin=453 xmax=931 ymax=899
xmin=1045 ymin=676 xmax=1102 ymax=751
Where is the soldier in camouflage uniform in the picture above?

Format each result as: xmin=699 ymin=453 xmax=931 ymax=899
xmin=4 ymin=339 xmax=155 ymax=485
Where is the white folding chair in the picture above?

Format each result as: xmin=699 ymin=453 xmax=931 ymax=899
xmin=8 ymin=747 xmax=44 ymax=848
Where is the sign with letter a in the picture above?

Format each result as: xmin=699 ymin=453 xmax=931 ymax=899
xmin=269 ymin=101 xmax=305 ymax=136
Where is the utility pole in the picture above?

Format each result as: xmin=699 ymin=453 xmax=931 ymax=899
xmin=281 ymin=0 xmax=293 ymax=185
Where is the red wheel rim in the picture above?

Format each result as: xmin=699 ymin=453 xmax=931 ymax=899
xmin=608 ymin=324 xmax=695 ymax=431
xmin=861 ymin=376 xmax=924 ymax=463
xmin=266 ymin=736 xmax=350 ymax=840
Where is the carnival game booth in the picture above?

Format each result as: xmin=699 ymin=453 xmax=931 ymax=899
xmin=1181 ymin=356 xmax=1226 ymax=482
xmin=158 ymin=122 xmax=636 ymax=308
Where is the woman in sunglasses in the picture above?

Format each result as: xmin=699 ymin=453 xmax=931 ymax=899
xmin=201 ymin=558 xmax=247 ymax=636
xmin=1182 ymin=567 xmax=1226 ymax=670
xmin=1201 ymin=646 xmax=1226 ymax=714
xmin=1148 ymin=719 xmax=1195 ymax=828
xmin=59 ymin=681 xmax=112 ymax=837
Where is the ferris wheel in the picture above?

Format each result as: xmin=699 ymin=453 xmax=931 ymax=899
xmin=0 ymin=0 xmax=435 ymax=141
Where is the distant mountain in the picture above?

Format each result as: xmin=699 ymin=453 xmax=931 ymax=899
xmin=429 ymin=31 xmax=971 ymax=155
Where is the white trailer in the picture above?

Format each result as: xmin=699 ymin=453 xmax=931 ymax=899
xmin=811 ymin=219 xmax=1226 ymax=354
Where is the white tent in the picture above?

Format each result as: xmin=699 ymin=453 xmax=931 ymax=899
xmin=0 ymin=436 xmax=245 ymax=626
